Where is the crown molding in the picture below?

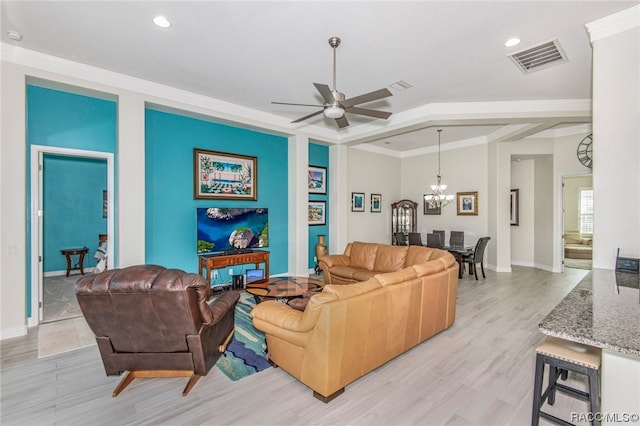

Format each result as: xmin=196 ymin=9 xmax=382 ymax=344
xmin=1 ymin=43 xmax=344 ymax=142
xmin=586 ymin=5 xmax=639 ymax=43
xmin=1 ymin=43 xmax=594 ymax=150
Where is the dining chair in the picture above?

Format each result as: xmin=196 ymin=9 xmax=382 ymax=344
xmin=449 ymin=231 xmax=464 ymax=247
xmin=408 ymin=232 xmax=423 ymax=246
xmin=433 ymin=230 xmax=445 ymax=247
xmin=462 ymin=237 xmax=491 ymax=280
xmin=426 ymin=233 xmax=443 ymax=248
xmin=394 ymin=232 xmax=408 ymax=246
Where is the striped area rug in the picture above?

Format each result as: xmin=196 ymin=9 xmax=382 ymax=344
xmin=215 ymin=293 xmax=271 ymax=381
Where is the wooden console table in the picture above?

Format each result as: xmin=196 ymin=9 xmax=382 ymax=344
xmin=198 ymin=250 xmax=269 ymax=284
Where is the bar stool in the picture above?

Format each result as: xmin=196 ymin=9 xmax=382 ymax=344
xmin=532 ymin=336 xmax=601 ymax=426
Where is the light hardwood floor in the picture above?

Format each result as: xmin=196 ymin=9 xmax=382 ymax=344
xmin=1 ymin=266 xmax=593 ymax=425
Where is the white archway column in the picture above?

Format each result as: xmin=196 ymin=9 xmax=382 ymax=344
xmin=329 ymin=144 xmax=348 ymax=255
xmin=117 ymin=94 xmax=146 ymax=267
xmin=288 ymin=135 xmax=310 ymax=275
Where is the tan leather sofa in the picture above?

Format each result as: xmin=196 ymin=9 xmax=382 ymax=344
xmin=564 ymin=231 xmax=593 ymax=259
xmin=252 ymin=242 xmax=458 ymax=402
xmin=319 ymin=241 xmax=454 ymax=284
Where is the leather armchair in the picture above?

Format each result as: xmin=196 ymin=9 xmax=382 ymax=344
xmin=75 ymin=264 xmax=240 ymax=396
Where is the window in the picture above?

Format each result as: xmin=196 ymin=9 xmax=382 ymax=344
xmin=579 ymin=188 xmax=593 ymax=234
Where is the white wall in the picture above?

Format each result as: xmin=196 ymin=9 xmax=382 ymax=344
xmin=534 ymin=156 xmax=554 ymax=270
xmin=591 ymin=25 xmax=640 ymax=267
xmin=511 ymin=159 xmax=535 ymax=267
xmin=0 ymin=61 xmax=28 ymax=338
xmin=401 ymin=143 xmax=489 ymax=246
xmin=346 ymin=148 xmax=402 ymax=245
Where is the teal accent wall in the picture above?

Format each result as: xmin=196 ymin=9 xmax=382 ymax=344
xmin=43 ymin=155 xmax=107 ymax=272
xmin=26 ymin=84 xmax=117 ymax=316
xmin=145 ymin=109 xmax=288 ymax=283
xmin=309 ymin=143 xmax=329 ymax=268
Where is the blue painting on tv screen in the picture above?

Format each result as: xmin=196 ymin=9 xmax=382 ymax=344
xmin=197 ymin=208 xmax=268 ymax=254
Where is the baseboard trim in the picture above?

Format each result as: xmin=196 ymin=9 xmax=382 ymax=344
xmin=44 ymin=269 xmax=94 ymax=278
xmin=0 ymin=324 xmax=28 ymax=340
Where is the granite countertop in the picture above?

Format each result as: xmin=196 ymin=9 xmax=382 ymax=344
xmin=539 ymin=268 xmax=640 ymax=357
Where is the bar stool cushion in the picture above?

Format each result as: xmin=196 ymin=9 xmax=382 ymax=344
xmin=536 ymin=336 xmax=601 ymax=370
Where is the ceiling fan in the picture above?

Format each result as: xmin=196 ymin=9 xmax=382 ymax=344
xmin=272 ymin=36 xmax=393 ymax=129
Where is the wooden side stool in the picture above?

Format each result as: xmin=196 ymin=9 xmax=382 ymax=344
xmin=60 ymin=247 xmax=89 ymax=277
xmin=532 ymin=336 xmax=601 ymax=426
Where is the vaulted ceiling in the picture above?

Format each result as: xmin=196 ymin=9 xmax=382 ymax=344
xmin=2 ymin=1 xmax=636 ymax=152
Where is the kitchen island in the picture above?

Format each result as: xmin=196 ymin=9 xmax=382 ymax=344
xmin=539 ymin=268 xmax=640 ymax=423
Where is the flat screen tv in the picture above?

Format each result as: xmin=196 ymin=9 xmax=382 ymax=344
xmin=197 ymin=208 xmax=268 ymax=254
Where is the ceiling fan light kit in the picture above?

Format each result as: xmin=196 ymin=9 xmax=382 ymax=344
xmin=272 ymin=36 xmax=393 ymax=128
xmin=324 ymin=105 xmax=345 ymax=119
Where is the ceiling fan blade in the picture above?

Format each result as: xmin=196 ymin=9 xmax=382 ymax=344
xmin=345 ymin=106 xmax=392 ymax=120
xmin=291 ymin=109 xmax=325 ymax=123
xmin=313 ymin=83 xmax=335 ymax=104
xmin=341 ymin=88 xmax=393 ymax=108
xmin=335 ymin=115 xmax=349 ymax=128
xmin=272 ymin=101 xmax=324 ymax=107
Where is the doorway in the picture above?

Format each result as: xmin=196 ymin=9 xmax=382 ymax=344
xmin=562 ymin=174 xmax=593 ymax=271
xmin=29 ymin=145 xmax=114 ymax=326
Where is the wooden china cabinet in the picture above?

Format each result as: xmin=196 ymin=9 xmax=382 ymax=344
xmin=391 ymin=199 xmax=417 ymax=245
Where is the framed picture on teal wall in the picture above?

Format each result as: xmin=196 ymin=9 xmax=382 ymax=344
xmin=194 ymin=148 xmax=257 ymax=200
xmin=308 ymin=201 xmax=326 ymax=226
xmin=103 ymin=190 xmax=108 ymax=218
xmin=308 ymin=165 xmax=327 ymax=194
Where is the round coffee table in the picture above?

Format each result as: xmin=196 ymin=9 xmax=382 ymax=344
xmin=245 ymin=276 xmax=323 ymax=304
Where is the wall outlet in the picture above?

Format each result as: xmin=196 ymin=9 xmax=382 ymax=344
xmin=228 ymin=268 xmax=233 ymax=275
xmin=213 ymin=270 xmax=219 ymax=279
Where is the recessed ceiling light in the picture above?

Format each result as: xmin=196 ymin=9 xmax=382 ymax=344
xmin=153 ymin=16 xmax=171 ymax=28
xmin=7 ymin=30 xmax=22 ymax=41
xmin=504 ymin=37 xmax=521 ymax=47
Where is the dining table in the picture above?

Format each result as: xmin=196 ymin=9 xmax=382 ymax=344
xmin=441 ymin=245 xmax=475 ymax=279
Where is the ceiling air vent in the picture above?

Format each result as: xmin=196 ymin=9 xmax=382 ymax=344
xmin=508 ymin=39 xmax=568 ymax=74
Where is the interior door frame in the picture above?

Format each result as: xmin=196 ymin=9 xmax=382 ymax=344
xmin=561 ymin=173 xmax=593 ymax=273
xmin=29 ymin=145 xmax=115 ymax=326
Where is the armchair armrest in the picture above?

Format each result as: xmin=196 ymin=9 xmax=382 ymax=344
xmin=205 ymin=291 xmax=240 ymax=325
xmin=318 ymin=254 xmax=350 ymax=268
xmin=252 ymin=301 xmax=308 ymax=332
xmin=252 ymin=293 xmax=337 ymax=347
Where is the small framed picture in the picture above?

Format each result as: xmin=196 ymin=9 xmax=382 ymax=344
xmin=510 ymin=189 xmax=519 ymax=226
xmin=423 ymin=195 xmax=441 ymax=215
xmin=308 ymin=201 xmax=326 ymax=226
xmin=351 ymin=192 xmax=365 ymax=212
xmin=370 ymin=193 xmax=382 ymax=213
xmin=457 ymin=191 xmax=478 ymax=216
xmin=308 ymin=165 xmax=327 ymax=194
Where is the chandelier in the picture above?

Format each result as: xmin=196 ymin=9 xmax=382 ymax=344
xmin=425 ymin=129 xmax=454 ymax=208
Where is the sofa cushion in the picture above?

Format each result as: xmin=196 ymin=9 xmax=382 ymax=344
xmin=565 ymin=234 xmax=582 ymax=244
xmin=328 ymin=265 xmax=365 ymax=280
xmin=413 ymin=260 xmax=446 ymax=277
xmin=349 ymin=242 xmax=379 ymax=270
xmin=373 ymin=244 xmax=408 ymax=272
xmin=405 ymin=245 xmax=432 ymax=267
xmin=375 ymin=268 xmax=418 ymax=286
xmin=353 ymin=270 xmax=378 ymax=281
xmin=323 ymin=280 xmax=382 ymax=300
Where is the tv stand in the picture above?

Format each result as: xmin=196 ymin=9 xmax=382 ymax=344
xmin=199 ymin=250 xmax=269 ymax=285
